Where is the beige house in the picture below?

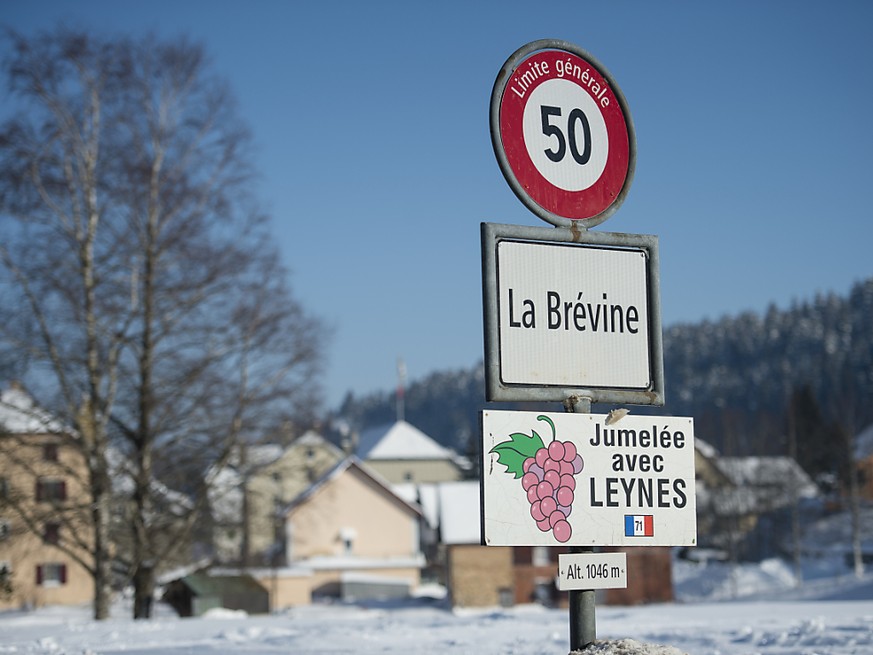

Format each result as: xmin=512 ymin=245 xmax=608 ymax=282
xmin=356 ymin=420 xmax=467 ymax=484
xmin=210 ymin=431 xmax=344 ymax=566
xmin=0 ymin=384 xmax=94 ymax=610
xmin=213 ymin=456 xmax=425 ymax=610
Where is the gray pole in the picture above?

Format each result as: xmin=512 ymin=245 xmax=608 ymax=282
xmin=563 ymin=395 xmax=596 ymax=650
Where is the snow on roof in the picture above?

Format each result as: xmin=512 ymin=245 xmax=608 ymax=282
xmin=393 ymin=482 xmax=441 ymax=530
xmin=284 ymin=456 xmax=422 ymax=517
xmin=438 ymin=481 xmax=481 ymax=545
xmin=0 ymin=384 xmax=66 ymax=434
xmin=357 ymin=420 xmax=454 ymax=461
xmin=243 ymin=444 xmax=284 ymax=468
xmin=694 ymin=437 xmax=720 ymax=459
xmin=106 ymin=445 xmax=194 ymax=512
xmin=717 ymin=456 xmax=820 ymax=506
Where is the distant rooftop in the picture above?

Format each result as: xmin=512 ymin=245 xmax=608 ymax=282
xmin=356 ymin=420 xmax=455 ymax=461
xmin=0 ymin=383 xmax=66 ymax=434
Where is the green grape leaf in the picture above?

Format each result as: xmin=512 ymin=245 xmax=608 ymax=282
xmin=490 ymin=429 xmax=545 ymax=479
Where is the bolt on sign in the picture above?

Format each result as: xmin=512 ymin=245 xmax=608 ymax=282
xmin=481 ymin=410 xmax=697 ymax=547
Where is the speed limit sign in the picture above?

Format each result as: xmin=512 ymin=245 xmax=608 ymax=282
xmin=490 ymin=40 xmax=635 ymax=228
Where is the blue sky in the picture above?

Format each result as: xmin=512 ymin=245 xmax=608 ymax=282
xmin=3 ymin=1 xmax=872 ymax=409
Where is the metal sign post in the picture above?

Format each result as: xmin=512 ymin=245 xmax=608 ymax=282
xmin=482 ymin=38 xmax=693 ymax=652
xmin=564 ymin=395 xmax=595 ymax=649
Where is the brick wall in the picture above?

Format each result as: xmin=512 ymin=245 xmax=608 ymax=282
xmin=446 ymin=544 xmax=513 ymax=607
xmin=604 ymin=547 xmax=673 ymax=605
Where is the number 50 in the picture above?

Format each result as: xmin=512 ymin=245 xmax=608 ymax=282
xmin=541 ymin=105 xmax=592 ymax=165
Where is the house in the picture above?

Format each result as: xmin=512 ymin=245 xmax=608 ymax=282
xmin=356 ymin=420 xmax=468 ymax=484
xmin=693 ymin=438 xmax=820 ymax=559
xmin=693 ymin=438 xmax=740 ymax=543
xmin=0 ymin=383 xmax=94 ymax=610
xmin=210 ymin=430 xmax=345 ymax=566
xmin=212 ymin=456 xmax=425 ymax=610
xmin=437 ymin=480 xmax=514 ymax=607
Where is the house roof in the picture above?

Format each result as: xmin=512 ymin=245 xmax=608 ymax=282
xmin=225 ymin=430 xmax=343 ymax=474
xmin=283 ymin=456 xmax=422 ymax=518
xmin=173 ymin=572 xmax=267 ymax=597
xmin=694 ymin=437 xmax=720 ymax=460
xmin=0 ymin=384 xmax=66 ymax=434
xmin=393 ymin=482 xmax=441 ymax=530
xmin=717 ymin=456 xmax=817 ymax=493
xmin=713 ymin=455 xmax=820 ymax=515
xmin=437 ymin=481 xmax=481 ymax=545
xmin=356 ymin=420 xmax=455 ymax=461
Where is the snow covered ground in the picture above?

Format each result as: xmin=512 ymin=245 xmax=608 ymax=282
xmin=2 ymin=557 xmax=873 ymax=654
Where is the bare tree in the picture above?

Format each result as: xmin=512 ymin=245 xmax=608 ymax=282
xmin=0 ymin=28 xmax=326 ymax=619
xmin=0 ymin=28 xmax=131 ymax=620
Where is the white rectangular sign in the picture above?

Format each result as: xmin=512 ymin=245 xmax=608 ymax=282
xmin=557 ymin=552 xmax=627 ymax=591
xmin=497 ymin=239 xmax=650 ymax=389
xmin=481 ymin=410 xmax=696 ymax=547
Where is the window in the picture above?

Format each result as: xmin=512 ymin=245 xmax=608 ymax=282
xmin=43 ymin=522 xmax=60 ymax=545
xmin=36 ymin=478 xmax=66 ymax=503
xmin=0 ymin=561 xmax=10 ymax=596
xmin=36 ymin=563 xmax=67 ymax=587
xmin=532 ymin=546 xmax=550 ymax=567
xmin=339 ymin=527 xmax=356 ymax=555
xmin=43 ymin=443 xmax=59 ymax=462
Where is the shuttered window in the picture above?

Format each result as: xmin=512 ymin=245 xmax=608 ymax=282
xmin=35 ymin=478 xmax=66 ymax=502
xmin=36 ymin=563 xmax=67 ymax=586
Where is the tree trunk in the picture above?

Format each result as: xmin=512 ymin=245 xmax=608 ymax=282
xmin=92 ymin=492 xmax=114 ymax=620
xmin=133 ymin=562 xmax=155 ymax=619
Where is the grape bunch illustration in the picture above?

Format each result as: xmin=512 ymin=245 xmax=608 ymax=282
xmin=489 ymin=415 xmax=583 ymax=543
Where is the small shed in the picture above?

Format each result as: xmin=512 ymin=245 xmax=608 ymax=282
xmin=162 ymin=573 xmax=269 ymax=617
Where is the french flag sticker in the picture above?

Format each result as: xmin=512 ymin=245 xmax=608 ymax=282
xmin=625 ymin=514 xmax=654 ymax=537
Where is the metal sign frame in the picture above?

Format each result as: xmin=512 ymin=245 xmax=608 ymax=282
xmin=481 ymin=221 xmax=664 ymax=405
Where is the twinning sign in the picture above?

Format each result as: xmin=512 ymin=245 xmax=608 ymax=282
xmin=481 ymin=410 xmax=697 ymax=548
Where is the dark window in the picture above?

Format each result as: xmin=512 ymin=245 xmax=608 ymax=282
xmin=43 ymin=443 xmax=59 ymax=462
xmin=43 ymin=522 xmax=60 ymax=545
xmin=36 ymin=479 xmax=67 ymax=502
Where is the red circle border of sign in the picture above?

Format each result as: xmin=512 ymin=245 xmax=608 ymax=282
xmin=500 ymin=50 xmax=629 ymax=220
xmin=490 ymin=40 xmax=636 ymax=229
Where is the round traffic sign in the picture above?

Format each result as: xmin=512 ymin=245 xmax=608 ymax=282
xmin=490 ymin=40 xmax=635 ymax=228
